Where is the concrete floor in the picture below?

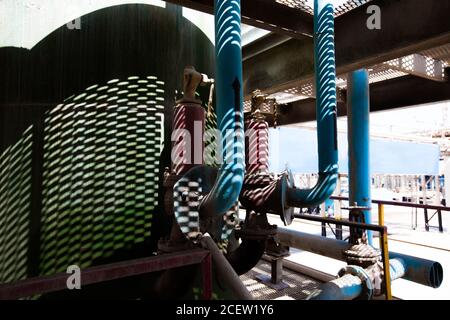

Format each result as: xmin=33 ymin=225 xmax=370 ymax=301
xmin=240 ymin=206 xmax=450 ymax=300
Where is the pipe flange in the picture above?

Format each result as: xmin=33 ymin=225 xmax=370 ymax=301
xmin=338 ymin=265 xmax=374 ymax=300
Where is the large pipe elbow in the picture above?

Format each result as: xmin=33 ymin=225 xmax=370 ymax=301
xmin=199 ymin=166 xmax=244 ymax=217
xmin=199 ymin=0 xmax=245 ymax=217
xmin=226 ymin=239 xmax=266 ymax=275
xmin=285 ymin=0 xmax=338 ymax=208
xmin=287 ymin=171 xmax=338 ymax=208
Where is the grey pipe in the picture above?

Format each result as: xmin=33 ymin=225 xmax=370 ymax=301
xmin=307 ymin=259 xmax=406 ymax=300
xmin=201 ymin=234 xmax=253 ymax=300
xmin=390 ymin=252 xmax=443 ymax=288
xmin=262 ymin=254 xmax=334 ymax=282
xmin=276 ymin=227 xmax=443 ymax=289
xmin=308 ymin=259 xmax=406 ymax=300
xmin=276 ymin=228 xmax=349 ymax=261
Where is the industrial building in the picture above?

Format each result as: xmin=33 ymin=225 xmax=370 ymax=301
xmin=0 ymin=0 xmax=449 ymax=302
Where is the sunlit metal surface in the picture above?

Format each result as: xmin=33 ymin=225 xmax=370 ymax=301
xmin=0 ymin=127 xmax=33 ymax=284
xmin=241 ymin=261 xmax=321 ymax=300
xmin=421 ymin=43 xmax=450 ymax=66
xmin=39 ymin=76 xmax=165 ymax=276
xmin=275 ymin=0 xmax=372 ymax=17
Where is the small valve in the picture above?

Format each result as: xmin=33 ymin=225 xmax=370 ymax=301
xmin=249 ymin=89 xmax=279 ymax=126
xmin=201 ymin=73 xmax=215 ymax=86
xmin=179 ymin=66 xmax=214 ymax=104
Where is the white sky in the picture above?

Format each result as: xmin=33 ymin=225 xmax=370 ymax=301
xmin=369 ymin=101 xmax=450 ymax=136
xmin=296 ymin=100 xmax=450 ymax=140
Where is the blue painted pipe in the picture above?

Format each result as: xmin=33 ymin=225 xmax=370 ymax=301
xmin=308 ymin=273 xmax=363 ymax=300
xmin=277 ymin=227 xmax=443 ymax=290
xmin=287 ymin=0 xmax=338 ymax=208
xmin=308 ymin=259 xmax=406 ymax=300
xmin=198 ymin=0 xmax=245 ymax=216
xmin=390 ymin=253 xmax=443 ymax=288
xmin=347 ymin=69 xmax=372 ymax=244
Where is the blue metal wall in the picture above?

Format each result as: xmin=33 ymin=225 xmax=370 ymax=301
xmin=269 ymin=127 xmax=439 ymax=175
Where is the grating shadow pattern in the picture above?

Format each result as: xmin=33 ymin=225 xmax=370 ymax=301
xmin=241 ymin=261 xmax=321 ymax=300
xmin=421 ymin=44 xmax=450 ymax=66
xmin=275 ymin=0 xmax=371 ymax=17
xmin=38 ymin=76 xmax=165 ymax=275
xmin=0 ymin=126 xmax=33 ymax=284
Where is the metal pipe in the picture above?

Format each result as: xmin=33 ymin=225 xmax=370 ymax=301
xmin=389 ymin=252 xmax=443 ymax=288
xmin=226 ymin=239 xmax=266 ymax=275
xmin=286 ymin=0 xmax=338 ymax=208
xmin=348 ymin=69 xmax=372 ymax=245
xmin=171 ymin=102 xmax=205 ymax=175
xmin=308 ymin=260 xmax=406 ymax=301
xmin=245 ymin=117 xmax=270 ymax=176
xmin=331 ymin=195 xmax=450 ymax=212
xmin=240 ymin=92 xmax=295 ymax=225
xmin=201 ymin=234 xmax=253 ymax=300
xmin=262 ymin=255 xmax=335 ymax=283
xmin=157 ymin=68 xmax=211 ymax=298
xmin=308 ymin=273 xmax=363 ymax=300
xmin=276 ymin=227 xmax=443 ymax=289
xmin=389 ymin=258 xmax=407 ymax=280
xmin=199 ymin=0 xmax=245 ymax=217
xmin=276 ymin=228 xmax=349 ymax=261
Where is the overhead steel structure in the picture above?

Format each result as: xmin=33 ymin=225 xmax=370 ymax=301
xmin=163 ymin=0 xmax=450 ymax=124
xmin=0 ymin=0 xmax=448 ymax=301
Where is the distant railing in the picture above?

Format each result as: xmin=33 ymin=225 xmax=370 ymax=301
xmin=331 ymin=196 xmax=448 ymax=233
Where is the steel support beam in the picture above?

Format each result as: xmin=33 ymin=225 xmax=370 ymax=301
xmin=0 ymin=250 xmax=210 ymax=300
xmin=271 ymin=75 xmax=450 ymax=126
xmin=384 ymin=54 xmax=446 ymax=82
xmin=243 ymin=33 xmax=292 ymax=62
xmin=243 ymin=0 xmax=450 ymax=96
xmin=165 ymin=0 xmax=313 ymax=39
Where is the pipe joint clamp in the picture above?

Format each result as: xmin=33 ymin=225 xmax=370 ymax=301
xmin=338 ymin=265 xmax=374 ymax=300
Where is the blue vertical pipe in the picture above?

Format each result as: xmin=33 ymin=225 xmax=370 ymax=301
xmin=198 ymin=0 xmax=245 ymax=216
xmin=347 ymin=69 xmax=372 ymax=245
xmin=286 ymin=0 xmax=338 ymax=208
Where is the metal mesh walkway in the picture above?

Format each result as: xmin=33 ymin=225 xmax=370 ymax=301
xmin=241 ymin=261 xmax=321 ymax=300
